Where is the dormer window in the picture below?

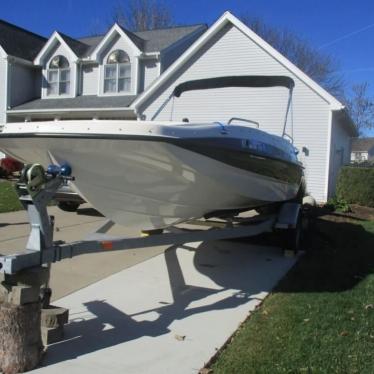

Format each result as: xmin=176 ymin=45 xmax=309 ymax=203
xmin=47 ymin=55 xmax=70 ymax=96
xmin=104 ymin=50 xmax=131 ymax=93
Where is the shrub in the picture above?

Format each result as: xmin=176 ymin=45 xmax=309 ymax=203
xmin=325 ymin=196 xmax=351 ymax=213
xmin=336 ymin=166 xmax=374 ymax=208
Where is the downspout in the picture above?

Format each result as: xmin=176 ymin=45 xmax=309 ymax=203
xmin=324 ymin=109 xmax=333 ymax=201
xmin=5 ymin=57 xmax=11 ymax=125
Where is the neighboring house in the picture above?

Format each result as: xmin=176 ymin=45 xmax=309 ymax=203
xmin=351 ymin=137 xmax=374 ymax=162
xmin=3 ymin=21 xmax=207 ymax=122
xmin=0 ymin=20 xmax=47 ymax=158
xmin=0 ymin=12 xmax=357 ymax=202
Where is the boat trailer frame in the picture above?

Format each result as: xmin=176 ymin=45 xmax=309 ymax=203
xmin=0 ymin=166 xmax=302 ymax=275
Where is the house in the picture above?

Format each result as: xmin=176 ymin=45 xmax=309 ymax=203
xmin=0 ymin=20 xmax=47 ymax=159
xmin=351 ymin=137 xmax=374 ymax=162
xmin=0 ymin=12 xmax=357 ymax=202
xmin=0 ymin=20 xmax=207 ymax=122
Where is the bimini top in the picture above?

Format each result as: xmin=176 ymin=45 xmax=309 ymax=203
xmin=173 ymin=75 xmax=295 ymax=97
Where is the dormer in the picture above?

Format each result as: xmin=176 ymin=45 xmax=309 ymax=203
xmin=34 ymin=31 xmax=86 ymax=99
xmin=90 ymin=24 xmax=143 ymax=96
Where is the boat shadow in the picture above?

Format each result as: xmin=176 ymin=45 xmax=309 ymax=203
xmin=41 ymin=240 xmax=292 ymax=367
xmin=272 ymin=211 xmax=374 ymax=294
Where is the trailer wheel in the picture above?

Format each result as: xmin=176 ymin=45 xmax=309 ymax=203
xmin=286 ymin=212 xmax=302 ymax=253
xmin=57 ymin=201 xmax=80 ymax=212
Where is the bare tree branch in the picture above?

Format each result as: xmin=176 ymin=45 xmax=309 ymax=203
xmin=240 ymin=14 xmax=346 ymax=100
xmin=345 ymin=83 xmax=374 ymax=136
xmin=111 ymin=0 xmax=174 ymax=31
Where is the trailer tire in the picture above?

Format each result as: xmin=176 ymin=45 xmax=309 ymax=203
xmin=286 ymin=213 xmax=302 ymax=253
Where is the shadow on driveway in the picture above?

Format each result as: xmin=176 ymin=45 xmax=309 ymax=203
xmin=41 ymin=240 xmax=291 ymax=367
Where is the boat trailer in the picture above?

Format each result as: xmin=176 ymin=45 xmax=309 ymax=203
xmin=0 ymin=164 xmax=303 ymax=275
xmin=0 ymin=164 xmax=303 ymax=372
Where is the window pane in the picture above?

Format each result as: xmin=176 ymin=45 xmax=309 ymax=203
xmin=104 ymin=65 xmax=116 ymax=79
xmin=59 ymin=82 xmax=70 ymax=95
xmin=60 ymin=69 xmax=70 ymax=82
xmin=118 ymin=78 xmax=131 ymax=92
xmin=107 ymin=50 xmax=129 ymax=64
xmin=48 ymin=70 xmax=58 ymax=82
xmin=50 ymin=55 xmax=69 ymax=69
xmin=104 ymin=79 xmax=116 ymax=93
xmin=119 ymin=64 xmax=131 ymax=78
xmin=47 ymin=82 xmax=58 ymax=95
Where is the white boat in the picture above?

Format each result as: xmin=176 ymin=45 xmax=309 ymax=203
xmin=0 ymin=76 xmax=304 ymax=231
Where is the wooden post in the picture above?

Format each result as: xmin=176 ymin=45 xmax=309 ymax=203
xmin=0 ymin=302 xmax=43 ymax=374
xmin=0 ymin=267 xmax=50 ymax=374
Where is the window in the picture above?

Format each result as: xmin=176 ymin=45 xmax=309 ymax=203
xmin=104 ymin=50 xmax=131 ymax=93
xmin=47 ymin=55 xmax=70 ymax=96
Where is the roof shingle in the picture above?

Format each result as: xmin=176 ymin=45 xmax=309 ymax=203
xmin=58 ymin=33 xmax=90 ymax=57
xmin=10 ymin=95 xmax=137 ymax=111
xmin=0 ymin=19 xmax=47 ymax=60
xmin=351 ymin=137 xmax=374 ymax=152
xmin=78 ymin=24 xmax=207 ymax=56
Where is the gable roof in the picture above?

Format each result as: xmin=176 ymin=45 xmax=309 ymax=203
xmin=75 ymin=35 xmax=104 ymax=56
xmin=119 ymin=26 xmax=145 ymax=50
xmin=134 ymin=24 xmax=207 ymax=52
xmin=132 ymin=12 xmax=344 ymax=111
xmin=30 ymin=23 xmax=207 ymax=64
xmin=351 ymin=137 xmax=374 ymax=152
xmin=58 ymin=32 xmax=90 ymax=57
xmin=34 ymin=31 xmax=82 ymax=64
xmin=0 ymin=19 xmax=47 ymax=61
xmin=78 ymin=24 xmax=207 ymax=57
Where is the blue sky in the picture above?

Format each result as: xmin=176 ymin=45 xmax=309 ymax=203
xmin=2 ymin=0 xmax=374 ymax=135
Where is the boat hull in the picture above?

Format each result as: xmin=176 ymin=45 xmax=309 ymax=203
xmin=0 ymin=135 xmax=301 ymax=231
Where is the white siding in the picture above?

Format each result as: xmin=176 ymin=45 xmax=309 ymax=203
xmin=9 ymin=63 xmax=40 ymax=108
xmin=81 ymin=64 xmax=99 ymax=95
xmin=0 ymin=58 xmax=7 ymax=127
xmin=328 ymin=113 xmax=352 ymax=196
xmin=0 ymin=55 xmax=6 ymax=157
xmin=139 ymin=59 xmax=159 ymax=92
xmin=139 ymin=24 xmax=331 ymax=202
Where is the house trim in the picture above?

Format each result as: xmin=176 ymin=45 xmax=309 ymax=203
xmin=132 ymin=12 xmax=344 ymax=112
xmin=7 ymin=107 xmax=135 ymax=114
xmin=90 ymin=24 xmax=142 ymax=61
xmin=34 ymin=31 xmax=79 ymax=65
xmin=0 ymin=45 xmax=7 ymax=59
xmin=6 ymin=55 xmax=37 ymax=67
xmin=141 ymin=52 xmax=160 ymax=59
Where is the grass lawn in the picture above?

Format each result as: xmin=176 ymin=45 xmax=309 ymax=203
xmin=210 ymin=211 xmax=374 ymax=373
xmin=0 ymin=180 xmax=23 ymax=213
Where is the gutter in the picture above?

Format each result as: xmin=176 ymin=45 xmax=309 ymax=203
xmin=7 ymin=107 xmax=136 ymax=114
xmin=6 ymin=56 xmax=37 ymax=67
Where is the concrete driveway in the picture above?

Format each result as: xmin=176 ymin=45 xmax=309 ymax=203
xmin=0 ymin=206 xmax=297 ymax=373
xmin=0 ymin=205 xmax=166 ymax=300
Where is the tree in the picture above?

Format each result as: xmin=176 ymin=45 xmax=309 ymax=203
xmin=345 ymin=83 xmax=374 ymax=136
xmin=240 ymin=14 xmax=345 ymax=100
xmin=111 ymin=0 xmax=174 ymax=31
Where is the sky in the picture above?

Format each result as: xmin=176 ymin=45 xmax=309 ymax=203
xmin=1 ymin=0 xmax=374 ymax=135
